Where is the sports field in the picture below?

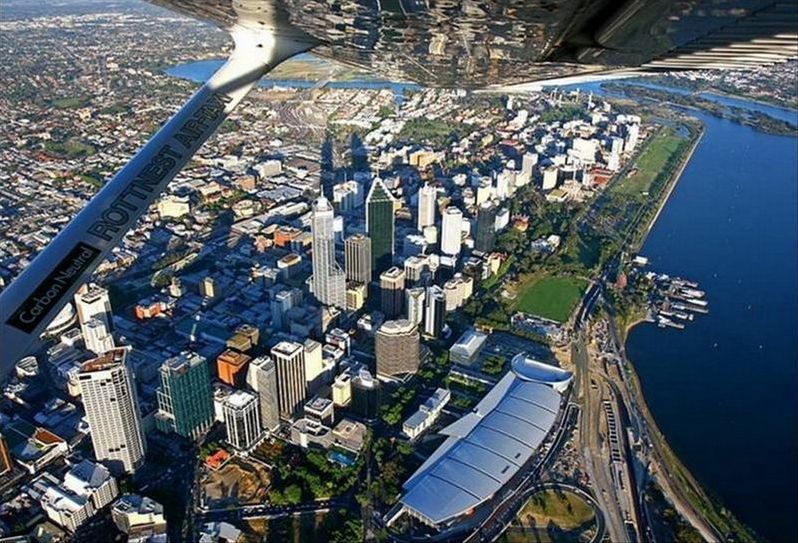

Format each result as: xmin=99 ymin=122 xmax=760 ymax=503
xmin=515 ymin=276 xmax=588 ymax=323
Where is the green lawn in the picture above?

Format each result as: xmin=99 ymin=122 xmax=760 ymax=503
xmin=613 ymin=130 xmax=684 ymax=196
xmin=517 ymin=489 xmax=595 ymax=530
xmin=499 ymin=490 xmax=596 ymax=543
xmin=515 ymin=276 xmax=588 ymax=323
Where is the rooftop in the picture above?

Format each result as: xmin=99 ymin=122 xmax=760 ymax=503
xmin=399 ymin=368 xmax=564 ymax=527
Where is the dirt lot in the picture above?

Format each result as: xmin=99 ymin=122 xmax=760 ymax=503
xmin=202 ymin=458 xmax=271 ymax=508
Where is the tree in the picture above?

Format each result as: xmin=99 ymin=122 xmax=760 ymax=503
xmin=283 ymin=484 xmax=302 ymax=504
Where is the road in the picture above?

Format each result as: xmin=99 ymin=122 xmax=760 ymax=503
xmin=574 ymin=330 xmax=629 ymax=543
xmin=603 ymin=315 xmax=722 ymax=542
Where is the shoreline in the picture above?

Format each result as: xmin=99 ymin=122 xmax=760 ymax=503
xmin=702 ymin=88 xmax=798 ymax=114
xmin=619 ymin=318 xmax=760 ymax=542
xmin=611 ymin=118 xmax=760 ymax=540
xmin=639 ymin=125 xmax=705 ymax=247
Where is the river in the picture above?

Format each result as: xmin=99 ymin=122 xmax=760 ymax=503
xmin=165 ymin=58 xmax=420 ymax=103
xmin=571 ymin=81 xmax=797 ymax=542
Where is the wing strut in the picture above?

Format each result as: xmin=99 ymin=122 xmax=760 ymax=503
xmin=0 ymin=26 xmax=316 ymax=377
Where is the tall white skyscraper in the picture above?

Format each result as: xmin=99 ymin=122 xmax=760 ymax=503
xmin=246 ymin=356 xmax=280 ymax=432
xmin=83 ymin=318 xmax=115 ymax=356
xmin=441 ymin=206 xmax=464 ymax=256
xmin=223 ymin=390 xmax=262 ymax=450
xmin=271 ymin=341 xmax=307 ymax=421
xmin=310 ymin=197 xmax=347 ymax=309
xmin=78 ymin=348 xmax=146 ymax=474
xmin=417 ymin=183 xmax=437 ymax=231
xmin=75 ymin=283 xmax=113 ymax=333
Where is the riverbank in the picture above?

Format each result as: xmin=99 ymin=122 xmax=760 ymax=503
xmin=608 ymin=116 xmax=761 ymax=540
xmin=639 ymin=125 xmax=704 ymax=246
xmin=605 ymin=83 xmax=797 ymax=136
xmin=619 ymin=317 xmax=761 ymax=542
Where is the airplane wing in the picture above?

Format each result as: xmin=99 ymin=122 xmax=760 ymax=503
xmin=149 ymin=0 xmax=798 ymax=87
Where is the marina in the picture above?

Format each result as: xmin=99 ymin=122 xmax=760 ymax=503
xmin=635 ymin=265 xmax=710 ymax=330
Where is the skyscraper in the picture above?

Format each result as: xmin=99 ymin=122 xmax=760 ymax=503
xmin=304 ymin=339 xmax=324 ymax=392
xmin=270 ymin=341 xmax=307 ymax=421
xmin=366 ymin=178 xmax=395 ymax=274
xmin=79 ymin=348 xmax=146 ymax=474
xmin=311 ymin=197 xmax=347 ymax=309
xmin=380 ymin=266 xmax=406 ymax=319
xmin=417 ymin=183 xmax=437 ymax=231
xmin=376 ymin=320 xmax=420 ymax=377
xmin=344 ymin=234 xmax=372 ymax=284
xmin=83 ymin=317 xmax=115 ymax=356
xmin=223 ymin=390 xmax=262 ymax=450
xmin=155 ymin=352 xmax=214 ymax=441
xmin=424 ymin=285 xmax=446 ymax=338
xmin=441 ymin=206 xmax=463 ymax=256
xmin=475 ymin=201 xmax=497 ymax=253
xmin=406 ymin=287 xmax=426 ymax=326
xmin=74 ymin=283 xmax=113 ymax=333
xmin=351 ymin=369 xmax=382 ymax=420
xmin=272 ymin=288 xmax=302 ymax=331
xmin=246 ymin=356 xmax=280 ymax=433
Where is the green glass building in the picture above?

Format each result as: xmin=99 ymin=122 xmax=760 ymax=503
xmin=155 ymin=352 xmax=214 ymax=441
xmin=366 ymin=178 xmax=395 ymax=274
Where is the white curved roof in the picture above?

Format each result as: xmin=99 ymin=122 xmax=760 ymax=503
xmin=511 ymin=353 xmax=573 ymax=392
xmin=399 ymin=367 xmax=564 ymax=526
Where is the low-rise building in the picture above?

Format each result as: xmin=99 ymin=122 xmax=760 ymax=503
xmin=403 ymin=388 xmax=451 ymax=440
xmin=111 ymin=494 xmax=167 ymax=540
xmin=449 ymin=329 xmax=488 ymax=366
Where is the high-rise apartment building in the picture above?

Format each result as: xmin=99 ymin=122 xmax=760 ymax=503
xmin=404 ymin=255 xmax=429 ymax=286
xmin=441 ymin=207 xmax=464 ymax=256
xmin=366 ymin=178 xmax=395 ymax=274
xmin=270 ymin=341 xmax=307 ymax=421
xmin=304 ymin=339 xmax=324 ymax=391
xmin=344 ymin=234 xmax=372 ymax=284
xmin=375 ymin=320 xmax=420 ymax=377
xmin=310 ymin=197 xmax=346 ymax=309
xmin=346 ymin=282 xmax=367 ymax=311
xmin=380 ymin=266 xmax=406 ymax=318
xmin=246 ymin=356 xmax=280 ymax=432
xmin=272 ymin=288 xmax=302 ymax=331
xmin=417 ymin=183 xmax=437 ymax=230
xmin=78 ymin=348 xmax=146 ymax=474
xmin=155 ymin=352 xmax=214 ymax=441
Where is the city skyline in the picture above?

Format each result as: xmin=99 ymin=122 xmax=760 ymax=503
xmin=0 ymin=2 xmax=795 ymax=542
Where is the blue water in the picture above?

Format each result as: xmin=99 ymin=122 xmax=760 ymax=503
xmin=572 ymin=83 xmax=798 ymax=542
xmin=620 ymin=80 xmax=798 ymax=124
xmin=165 ymin=59 xmax=420 ymax=104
